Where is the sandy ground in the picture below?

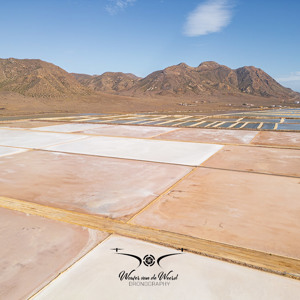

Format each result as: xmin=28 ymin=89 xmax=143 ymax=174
xmin=1 ymin=90 xmax=298 ymax=117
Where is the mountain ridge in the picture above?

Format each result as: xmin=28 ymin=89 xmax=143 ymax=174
xmin=119 ymin=61 xmax=296 ymax=98
xmin=72 ymin=72 xmax=140 ymax=93
xmin=0 ymin=58 xmax=298 ymax=100
xmin=74 ymin=61 xmax=298 ymax=99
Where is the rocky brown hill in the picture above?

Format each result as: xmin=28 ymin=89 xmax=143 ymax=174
xmin=0 ymin=58 xmax=90 ymax=97
xmin=72 ymin=72 xmax=140 ymax=93
xmin=122 ymin=61 xmax=298 ymax=99
xmin=235 ymin=66 xmax=294 ymax=98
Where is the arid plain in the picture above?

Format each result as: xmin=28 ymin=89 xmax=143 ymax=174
xmin=0 ymin=58 xmax=300 ymax=299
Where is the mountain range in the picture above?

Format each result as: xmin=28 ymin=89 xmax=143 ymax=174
xmin=73 ymin=61 xmax=298 ymax=99
xmin=0 ymin=58 xmax=299 ymax=100
xmin=0 ymin=58 xmax=89 ymax=97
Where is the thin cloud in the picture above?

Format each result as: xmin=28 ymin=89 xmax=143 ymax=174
xmin=277 ymin=72 xmax=300 ymax=82
xmin=105 ymin=0 xmax=137 ymax=15
xmin=276 ymin=72 xmax=300 ymax=92
xmin=184 ymin=0 xmax=234 ymax=37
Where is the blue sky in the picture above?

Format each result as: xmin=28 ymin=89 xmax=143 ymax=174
xmin=1 ymin=0 xmax=300 ymax=91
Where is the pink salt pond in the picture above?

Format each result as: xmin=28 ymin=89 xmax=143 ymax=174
xmin=203 ymin=145 xmax=300 ymax=177
xmin=132 ymin=168 xmax=300 ymax=259
xmin=153 ymin=128 xmax=258 ymax=144
xmin=0 ymin=207 xmax=107 ymax=300
xmin=0 ymin=150 xmax=191 ymax=220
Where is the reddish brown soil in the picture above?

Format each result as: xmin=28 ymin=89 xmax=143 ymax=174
xmin=0 ymin=90 xmax=297 ymax=117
